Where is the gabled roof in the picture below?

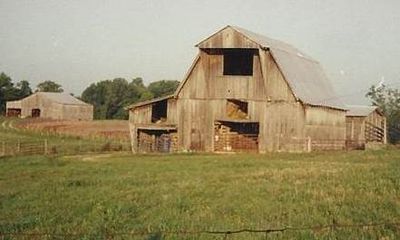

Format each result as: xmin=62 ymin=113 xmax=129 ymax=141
xmin=346 ymin=105 xmax=380 ymax=117
xmin=194 ymin=25 xmax=346 ymax=110
xmin=36 ymin=92 xmax=90 ymax=106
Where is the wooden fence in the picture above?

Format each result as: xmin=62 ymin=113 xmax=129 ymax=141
xmin=0 ymin=139 xmax=132 ymax=157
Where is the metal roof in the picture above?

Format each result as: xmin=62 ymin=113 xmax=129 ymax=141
xmin=229 ymin=26 xmax=346 ymax=110
xmin=36 ymin=92 xmax=90 ymax=106
xmin=346 ymin=105 xmax=379 ymax=117
xmin=126 ymin=94 xmax=174 ymax=109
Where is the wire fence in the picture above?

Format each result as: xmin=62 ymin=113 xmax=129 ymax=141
xmin=0 ymin=139 xmax=132 ymax=157
xmin=0 ymin=221 xmax=399 ymax=239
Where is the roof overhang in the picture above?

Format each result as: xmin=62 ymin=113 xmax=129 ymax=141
xmin=126 ymin=94 xmax=174 ymax=110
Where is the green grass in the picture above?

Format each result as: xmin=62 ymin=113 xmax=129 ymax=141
xmin=1 ymin=150 xmax=400 ymax=239
xmin=0 ymin=117 xmax=131 ymax=155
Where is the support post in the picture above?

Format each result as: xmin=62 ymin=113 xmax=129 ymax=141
xmin=307 ymin=136 xmax=312 ymax=152
xmin=383 ymin=118 xmax=387 ymax=144
xmin=17 ymin=140 xmax=21 ymax=154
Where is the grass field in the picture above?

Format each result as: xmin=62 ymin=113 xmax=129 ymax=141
xmin=0 ymin=117 xmax=131 ymax=155
xmin=1 ymin=150 xmax=400 ymax=239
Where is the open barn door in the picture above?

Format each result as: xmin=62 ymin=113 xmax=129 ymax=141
xmin=214 ymin=120 xmax=259 ymax=152
xmin=137 ymin=128 xmax=178 ymax=153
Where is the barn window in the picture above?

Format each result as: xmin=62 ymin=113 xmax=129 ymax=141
xmin=223 ymin=49 xmax=254 ymax=76
xmin=227 ymin=99 xmax=248 ymax=119
xmin=151 ymin=100 xmax=167 ymax=123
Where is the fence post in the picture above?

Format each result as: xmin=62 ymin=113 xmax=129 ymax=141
xmin=44 ymin=139 xmax=48 ymax=155
xmin=17 ymin=140 xmax=21 ymax=154
xmin=307 ymin=137 xmax=312 ymax=152
xmin=1 ymin=141 xmax=5 ymax=156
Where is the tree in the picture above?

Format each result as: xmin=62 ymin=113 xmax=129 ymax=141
xmin=0 ymin=72 xmax=14 ymax=114
xmin=81 ymin=77 xmax=151 ymax=119
xmin=0 ymin=73 xmax=33 ymax=115
xmin=366 ymin=84 xmax=400 ymax=143
xmin=36 ymin=80 xmax=63 ymax=92
xmin=81 ymin=78 xmax=180 ymax=120
xmin=15 ymin=80 xmax=32 ymax=98
xmin=147 ymin=80 xmax=180 ymax=98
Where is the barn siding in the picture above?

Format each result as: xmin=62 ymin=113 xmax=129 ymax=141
xmin=305 ymin=106 xmax=346 ymax=149
xmin=128 ymin=26 xmax=348 ymax=153
xmin=6 ymin=93 xmax=93 ymax=120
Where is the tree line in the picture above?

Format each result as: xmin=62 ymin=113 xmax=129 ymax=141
xmin=0 ymin=72 xmax=179 ymax=119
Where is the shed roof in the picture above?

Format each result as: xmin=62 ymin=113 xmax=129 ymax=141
xmin=36 ymin=92 xmax=90 ymax=106
xmin=126 ymin=94 xmax=174 ymax=109
xmin=346 ymin=105 xmax=380 ymax=117
xmin=195 ymin=26 xmax=346 ymax=110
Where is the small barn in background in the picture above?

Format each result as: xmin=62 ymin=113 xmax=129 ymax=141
xmin=6 ymin=92 xmax=93 ymax=120
xmin=345 ymin=105 xmax=387 ymax=149
xmin=128 ymin=25 xmax=348 ymax=153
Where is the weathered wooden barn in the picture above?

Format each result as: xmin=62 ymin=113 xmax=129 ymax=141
xmin=128 ymin=26 xmax=347 ymax=153
xmin=6 ymin=92 xmax=93 ymax=120
xmin=345 ymin=105 xmax=386 ymax=149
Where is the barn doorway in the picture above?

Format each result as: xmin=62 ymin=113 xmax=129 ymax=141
xmin=214 ymin=120 xmax=259 ymax=152
xmin=6 ymin=108 xmax=22 ymax=117
xmin=31 ymin=108 xmax=41 ymax=118
xmin=137 ymin=128 xmax=177 ymax=153
xmin=151 ymin=100 xmax=167 ymax=123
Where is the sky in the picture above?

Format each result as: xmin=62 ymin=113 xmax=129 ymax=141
xmin=1 ymin=0 xmax=400 ymax=104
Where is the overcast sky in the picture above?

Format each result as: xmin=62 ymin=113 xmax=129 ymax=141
xmin=1 ymin=0 xmax=399 ymax=103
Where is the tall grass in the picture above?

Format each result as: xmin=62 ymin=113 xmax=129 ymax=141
xmin=0 ymin=150 xmax=399 ymax=239
xmin=0 ymin=117 xmax=131 ymax=155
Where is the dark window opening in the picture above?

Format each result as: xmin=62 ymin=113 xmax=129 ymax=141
xmin=223 ymin=49 xmax=254 ymax=76
xmin=151 ymin=100 xmax=167 ymax=123
xmin=227 ymin=99 xmax=248 ymax=119
xmin=6 ymin=108 xmax=21 ymax=117
xmin=31 ymin=108 xmax=41 ymax=118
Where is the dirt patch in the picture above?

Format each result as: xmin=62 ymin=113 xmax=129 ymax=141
xmin=16 ymin=118 xmax=130 ymax=141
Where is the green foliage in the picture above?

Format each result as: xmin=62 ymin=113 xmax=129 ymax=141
xmin=0 ymin=150 xmax=400 ymax=239
xmin=148 ymin=80 xmax=180 ymax=98
xmin=366 ymin=84 xmax=400 ymax=143
xmin=81 ymin=78 xmax=179 ymax=120
xmin=36 ymin=80 xmax=63 ymax=92
xmin=0 ymin=72 xmax=32 ymax=114
xmin=0 ymin=71 xmax=180 ymax=119
xmin=82 ymin=77 xmax=146 ymax=119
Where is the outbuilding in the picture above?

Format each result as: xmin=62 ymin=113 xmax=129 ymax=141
xmin=345 ymin=105 xmax=387 ymax=149
xmin=6 ymin=92 xmax=93 ymax=120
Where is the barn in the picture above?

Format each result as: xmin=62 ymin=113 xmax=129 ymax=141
xmin=345 ymin=105 xmax=387 ymax=149
xmin=128 ymin=25 xmax=347 ymax=153
xmin=6 ymin=92 xmax=93 ymax=120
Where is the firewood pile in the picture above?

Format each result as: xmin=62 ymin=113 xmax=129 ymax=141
xmin=214 ymin=123 xmax=258 ymax=152
xmin=137 ymin=130 xmax=178 ymax=153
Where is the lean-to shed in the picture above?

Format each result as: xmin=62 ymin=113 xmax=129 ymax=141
xmin=6 ymin=92 xmax=93 ymax=120
xmin=345 ymin=105 xmax=387 ymax=149
xmin=128 ymin=25 xmax=347 ymax=153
